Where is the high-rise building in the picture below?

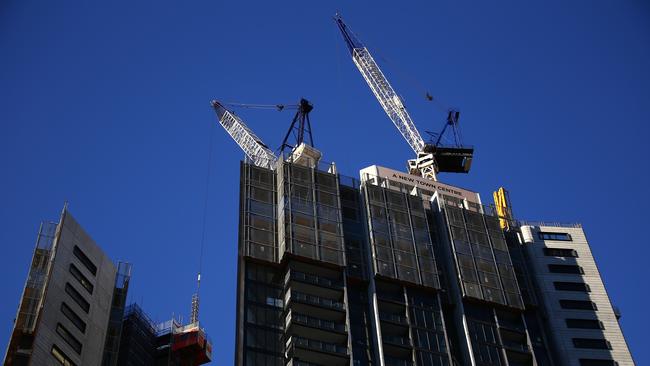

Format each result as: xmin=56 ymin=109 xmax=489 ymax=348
xmin=3 ymin=206 xmax=131 ymax=366
xmin=233 ymin=156 xmax=634 ymax=366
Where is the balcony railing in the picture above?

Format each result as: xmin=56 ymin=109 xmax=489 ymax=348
xmin=290 ymin=313 xmax=346 ymax=332
xmin=288 ymin=336 xmax=348 ymax=356
xmin=286 ymin=270 xmax=343 ymax=289
xmin=379 ymin=312 xmax=408 ymax=325
xmin=382 ymin=335 xmax=412 ymax=348
xmin=385 ymin=357 xmax=415 ymax=366
xmin=502 ymin=340 xmax=530 ymax=353
xmin=291 ymin=291 xmax=345 ymax=311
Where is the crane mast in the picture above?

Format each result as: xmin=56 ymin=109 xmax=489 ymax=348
xmin=211 ymin=100 xmax=278 ymax=169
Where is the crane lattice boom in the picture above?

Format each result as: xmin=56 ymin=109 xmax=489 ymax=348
xmin=351 ymin=48 xmax=425 ymax=153
xmin=211 ymin=100 xmax=278 ymax=169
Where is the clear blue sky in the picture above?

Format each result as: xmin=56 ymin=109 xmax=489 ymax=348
xmin=1 ymin=1 xmax=648 ymax=364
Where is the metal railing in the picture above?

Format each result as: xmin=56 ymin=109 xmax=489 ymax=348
xmin=288 ymin=336 xmax=348 ymax=355
xmin=290 ymin=312 xmax=346 ymax=332
xmin=517 ymin=221 xmax=582 ymax=228
xmin=291 ymin=291 xmax=345 ymax=311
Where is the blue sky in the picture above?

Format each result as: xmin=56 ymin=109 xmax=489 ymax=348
xmin=1 ymin=1 xmax=648 ymax=364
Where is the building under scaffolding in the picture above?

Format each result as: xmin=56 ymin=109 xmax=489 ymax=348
xmin=2 ymin=206 xmax=132 ymax=366
xmin=115 ymin=304 xmax=212 ymax=366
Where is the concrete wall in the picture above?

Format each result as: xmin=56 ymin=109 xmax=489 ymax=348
xmin=30 ymin=211 xmax=116 ymax=366
xmin=521 ymin=225 xmax=634 ymax=366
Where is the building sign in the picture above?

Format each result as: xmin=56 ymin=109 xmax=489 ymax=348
xmin=360 ymin=165 xmax=481 ymax=204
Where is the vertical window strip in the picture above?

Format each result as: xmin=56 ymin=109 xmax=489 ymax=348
xmin=73 ymin=245 xmax=97 ymax=276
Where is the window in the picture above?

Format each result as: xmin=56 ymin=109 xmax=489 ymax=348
xmin=60 ymin=302 xmax=86 ymax=333
xmin=51 ymin=344 xmax=77 ymax=366
xmin=544 ymin=248 xmax=578 ymax=257
xmin=72 ymin=246 xmax=97 ymax=276
xmin=538 ymin=232 xmax=572 ymax=241
xmin=65 ymin=283 xmax=90 ymax=313
xmin=560 ymin=300 xmax=597 ymax=311
xmin=573 ymin=338 xmax=611 ymax=350
xmin=69 ymin=264 xmax=93 ymax=294
xmin=554 ymin=281 xmax=590 ymax=292
xmin=56 ymin=323 xmax=82 ymax=354
xmin=566 ymin=319 xmax=603 ymax=329
xmin=548 ymin=264 xmax=583 ymax=274
xmin=579 ymin=359 xmax=618 ymax=366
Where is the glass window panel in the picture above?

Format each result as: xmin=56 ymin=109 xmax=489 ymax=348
xmin=51 ymin=344 xmax=77 ymax=366
xmin=456 ymin=254 xmax=475 ymax=269
xmin=366 ymin=185 xmax=384 ymax=203
xmin=250 ymin=214 xmax=274 ymax=231
xmin=293 ymin=226 xmax=314 ymax=243
xmin=60 ymin=302 xmax=86 ymax=333
xmin=290 ymin=185 xmax=312 ymax=201
xmin=464 ymin=282 xmax=483 ymax=299
xmin=460 ymin=266 xmax=478 ymax=283
xmin=64 ymin=283 xmax=89 ymax=313
xmin=319 ymin=232 xmax=342 ymax=250
xmin=478 ymin=272 xmax=501 ymax=288
xmin=473 ymin=245 xmax=493 ymax=260
xmin=69 ymin=264 xmax=93 ymax=294
xmin=317 ymin=204 xmax=339 ymax=220
xmin=319 ymin=219 xmax=339 ymax=234
xmin=251 ymin=186 xmax=273 ymax=203
xmin=56 ymin=323 xmax=82 ymax=354
xmin=398 ymin=265 xmax=418 ymax=282
xmin=376 ymin=260 xmax=395 ymax=277
xmin=373 ymin=233 xmax=391 ymax=247
xmin=250 ymin=228 xmax=274 ymax=245
xmin=451 ymin=226 xmax=467 ymax=241
xmin=376 ymin=246 xmax=393 ymax=261
xmin=291 ymin=166 xmax=311 ymax=183
xmin=395 ymin=251 xmax=416 ymax=267
xmin=317 ymin=190 xmax=338 ymax=207
xmin=293 ymin=241 xmax=316 ymax=258
xmin=72 ymin=246 xmax=97 ymax=276
xmin=454 ymin=240 xmax=472 ymax=255
xmin=248 ymin=243 xmax=274 ymax=261
xmin=395 ymin=239 xmax=413 ymax=251
xmin=468 ymin=230 xmax=488 ymax=245
xmin=292 ymin=213 xmax=313 ymax=228
xmin=476 ymin=259 xmax=497 ymax=273
xmin=387 ymin=191 xmax=406 ymax=206
xmin=493 ymin=249 xmax=512 ymax=264
xmin=250 ymin=200 xmax=274 ymax=217
xmin=321 ymin=247 xmax=343 ymax=264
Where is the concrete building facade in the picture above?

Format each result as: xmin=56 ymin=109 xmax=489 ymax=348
xmin=520 ymin=225 xmax=634 ymax=366
xmin=3 ymin=207 xmax=131 ymax=366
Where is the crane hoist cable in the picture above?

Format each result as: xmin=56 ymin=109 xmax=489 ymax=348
xmin=223 ymin=102 xmax=299 ymax=112
xmin=192 ymin=119 xmax=215 ymax=323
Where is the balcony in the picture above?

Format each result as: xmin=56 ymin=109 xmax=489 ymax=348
xmin=290 ymin=291 xmax=345 ymax=312
xmin=502 ymin=339 xmax=530 ymax=354
xmin=286 ymin=336 xmax=349 ymax=365
xmin=382 ymin=335 xmax=412 ymax=348
xmin=385 ymin=356 xmax=415 ymax=366
xmin=379 ymin=312 xmax=409 ymax=326
xmin=290 ymin=313 xmax=346 ymax=333
xmin=286 ymin=270 xmax=343 ymax=290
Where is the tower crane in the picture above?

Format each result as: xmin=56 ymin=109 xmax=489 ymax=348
xmin=334 ymin=14 xmax=473 ymax=181
xmin=210 ymin=98 xmax=320 ymax=169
